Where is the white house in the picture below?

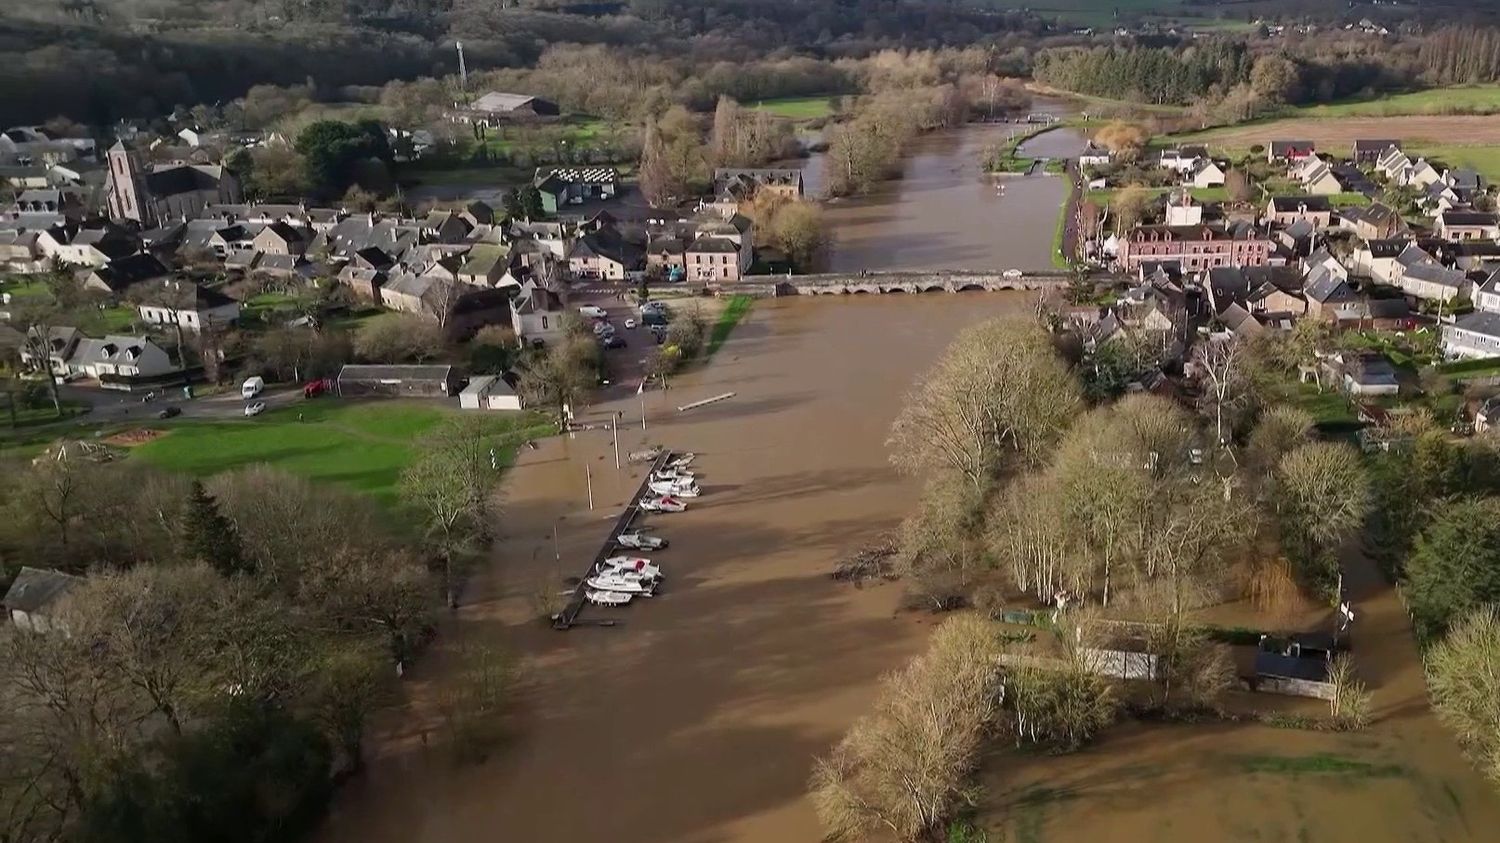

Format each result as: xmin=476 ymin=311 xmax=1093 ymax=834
xmin=1475 ymin=269 xmax=1500 ymax=314
xmin=458 ymin=372 xmax=524 ymax=411
xmin=65 ymin=334 xmax=177 ymax=380
xmin=1078 ymin=142 xmax=1112 ymax=168
xmin=1190 ymin=159 xmax=1227 ymax=189
xmin=134 ymin=279 xmax=241 ymax=331
xmin=1397 ymin=262 xmax=1469 ymax=303
xmin=1444 ymin=311 xmax=1500 ymax=359
xmin=510 ymin=279 xmax=565 ymax=347
xmin=1159 ymin=146 xmax=1206 ymax=174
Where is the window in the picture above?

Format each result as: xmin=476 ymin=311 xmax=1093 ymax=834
xmin=541 ymin=316 xmax=549 ymax=330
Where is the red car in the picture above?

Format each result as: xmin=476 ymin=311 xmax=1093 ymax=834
xmin=303 ymin=378 xmax=331 ymax=398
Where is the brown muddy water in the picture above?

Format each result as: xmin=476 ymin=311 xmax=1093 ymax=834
xmin=800 ymin=121 xmax=1086 ymax=273
xmin=318 ymin=294 xmax=1500 ymax=843
xmin=317 ymin=294 xmax=1037 ymax=843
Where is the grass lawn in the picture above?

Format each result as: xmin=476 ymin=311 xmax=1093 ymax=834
xmin=750 ymin=96 xmax=840 ymax=120
xmin=1289 ymin=85 xmax=1500 ymax=118
xmin=1407 ymin=144 xmax=1500 ymax=182
xmin=404 ymin=163 xmax=528 ymax=187
xmin=78 ymin=304 xmax=140 ymax=335
xmin=133 ymin=401 xmax=552 ymax=507
xmin=705 ymin=295 xmax=753 ymax=357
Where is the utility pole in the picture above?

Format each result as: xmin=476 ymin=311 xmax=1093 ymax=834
xmin=611 ymin=412 xmax=620 ymax=469
xmin=586 ymin=464 xmax=594 ymax=511
xmin=456 ymin=41 xmax=468 ymax=93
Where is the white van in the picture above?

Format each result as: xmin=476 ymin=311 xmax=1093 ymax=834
xmin=241 ymin=376 xmax=264 ymax=400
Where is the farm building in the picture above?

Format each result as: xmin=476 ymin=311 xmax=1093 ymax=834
xmin=336 ymin=364 xmax=458 ymax=398
xmin=455 ymin=92 xmax=561 ymax=125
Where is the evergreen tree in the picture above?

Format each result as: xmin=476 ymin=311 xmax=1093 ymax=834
xmin=180 ymin=480 xmax=250 ymax=576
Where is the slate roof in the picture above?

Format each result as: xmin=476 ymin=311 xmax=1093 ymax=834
xmin=2 ymin=567 xmax=82 ymax=614
xmin=1269 ymin=195 xmax=1333 ymax=213
xmin=88 ymin=253 xmax=169 ymax=292
xmin=337 ymin=364 xmax=454 ymax=382
xmin=1270 ymin=140 xmax=1315 ymax=157
xmin=134 ymin=279 xmax=238 ymax=311
xmin=1305 ymin=266 xmax=1357 ymax=303
xmin=1440 ymin=210 xmax=1498 ymax=228
xmin=1453 ymin=310 xmax=1500 ymax=338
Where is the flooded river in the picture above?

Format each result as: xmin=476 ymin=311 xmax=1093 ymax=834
xmin=316 ymin=293 xmax=1500 ymax=843
xmin=802 ymin=121 xmax=1086 ymax=272
xmin=317 ymin=294 xmax=1036 ymax=843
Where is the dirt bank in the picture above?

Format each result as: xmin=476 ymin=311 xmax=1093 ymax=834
xmin=317 ymin=293 xmax=1039 ymax=843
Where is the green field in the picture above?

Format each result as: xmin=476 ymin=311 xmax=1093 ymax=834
xmin=134 ymin=401 xmax=551 ymax=506
xmin=1019 ymin=0 xmax=1186 ymax=26
xmin=1408 ymin=144 xmax=1500 ymax=181
xmin=750 ymin=95 xmax=839 ymax=120
xmin=1290 ymin=85 xmax=1500 ymax=118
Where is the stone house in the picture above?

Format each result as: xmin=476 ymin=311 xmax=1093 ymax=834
xmin=1266 ymin=196 xmax=1333 ymax=228
xmin=2 ymin=567 xmax=82 ymax=633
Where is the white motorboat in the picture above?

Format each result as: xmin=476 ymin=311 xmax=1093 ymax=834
xmin=638 ymin=495 xmax=687 ymax=513
xmin=651 ymin=467 xmax=696 ymax=482
xmin=649 ymin=478 xmax=700 ymax=498
xmin=601 ymin=556 xmax=663 ymax=579
xmin=586 ymin=589 xmax=633 ymax=607
xmin=586 ymin=573 xmax=656 ymax=595
xmin=667 ymin=453 xmax=696 ymax=469
xmin=616 ymin=531 xmax=668 ymax=550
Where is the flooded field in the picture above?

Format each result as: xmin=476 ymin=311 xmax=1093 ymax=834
xmin=805 ymin=122 xmax=1085 ymax=272
xmin=316 ymin=294 xmax=1037 ymax=843
xmin=976 ymin=543 xmax=1500 ymax=843
xmin=317 ymin=293 xmax=1500 ymax=843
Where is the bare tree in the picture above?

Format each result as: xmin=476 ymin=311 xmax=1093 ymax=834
xmin=66 ymin=565 xmax=223 ymax=734
xmin=1193 ymin=336 xmax=1250 ymax=446
xmin=888 ymin=319 xmax=1080 ymax=489
xmin=810 ymin=616 xmax=1002 ymax=841
xmin=1274 ymin=441 xmax=1371 ymax=564
xmin=400 ymin=417 xmax=497 ymax=608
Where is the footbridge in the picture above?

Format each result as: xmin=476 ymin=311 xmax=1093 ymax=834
xmin=708 ymin=270 xmax=1118 ymax=298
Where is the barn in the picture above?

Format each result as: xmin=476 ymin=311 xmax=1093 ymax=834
xmin=336 ymin=364 xmax=458 ymax=398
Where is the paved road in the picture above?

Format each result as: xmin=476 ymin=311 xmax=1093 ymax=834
xmin=57 ymin=383 xmax=305 ymax=425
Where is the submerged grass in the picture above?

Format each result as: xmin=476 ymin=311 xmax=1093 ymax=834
xmin=706 ymin=295 xmax=754 ymax=357
xmin=1233 ymin=753 xmax=1405 ymax=778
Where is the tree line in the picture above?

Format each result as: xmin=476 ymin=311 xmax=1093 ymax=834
xmin=813 ymin=317 xmax=1385 ymax=840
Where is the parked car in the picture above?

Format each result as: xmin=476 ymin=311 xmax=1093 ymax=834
xmin=244 ymin=401 xmax=267 ymax=417
xmin=155 ymin=406 xmax=181 ymax=420
xmin=625 ymin=318 xmax=637 ymax=329
xmin=579 ymin=305 xmax=608 ymax=319
xmin=303 ymin=378 xmax=331 ymax=398
xmin=604 ymin=335 xmax=627 ymax=349
xmin=640 ymin=301 xmax=668 ymax=315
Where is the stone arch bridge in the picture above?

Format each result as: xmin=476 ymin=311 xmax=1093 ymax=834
xmin=707 ymin=270 xmax=1119 ymax=298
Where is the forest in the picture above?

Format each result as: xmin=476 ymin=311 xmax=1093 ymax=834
xmin=0 ymin=0 xmax=1042 ymax=124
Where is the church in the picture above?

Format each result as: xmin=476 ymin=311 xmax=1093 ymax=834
xmin=103 ymin=140 xmax=242 ymax=228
